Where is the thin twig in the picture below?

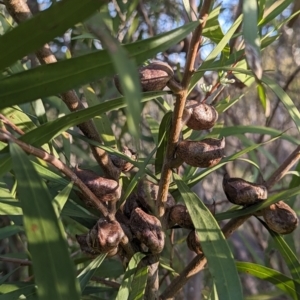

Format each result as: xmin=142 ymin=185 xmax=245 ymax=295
xmin=265 ymin=145 xmax=300 ymax=190
xmin=3 ymin=0 xmax=120 ymax=180
xmin=0 ymin=114 xmax=25 ymax=135
xmin=0 ymin=256 xmax=32 ymax=266
xmin=156 ymin=0 xmax=212 ymax=221
xmin=0 ymin=130 xmax=111 ymax=219
xmin=91 ymin=276 xmax=121 ymax=289
xmin=160 ymin=143 xmax=300 ymax=299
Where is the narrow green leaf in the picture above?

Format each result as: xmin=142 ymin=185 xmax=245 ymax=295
xmin=257 ymin=83 xmax=268 ymax=114
xmin=10 ymin=143 xmax=80 ymax=300
xmin=202 ymin=6 xmax=224 ymax=44
xmin=128 ymin=265 xmax=149 ymax=300
xmin=0 ymin=225 xmax=22 ymax=239
xmin=174 ymin=174 xmax=243 ymax=300
xmin=92 ymin=18 xmax=141 ymax=140
xmin=216 ymin=184 xmax=300 ymax=221
xmin=0 ymin=283 xmax=37 ymax=300
xmin=258 ymin=0 xmax=294 ymax=27
xmin=0 ymin=268 xmax=21 ymax=285
xmin=155 ymin=111 xmax=172 ymax=176
xmin=53 ymin=182 xmax=73 ymax=217
xmin=82 ymin=85 xmax=116 ymax=146
xmin=189 ymin=15 xmax=243 ymax=91
xmin=0 ymin=0 xmax=106 ymax=70
xmin=264 ymin=224 xmax=300 ymax=295
xmin=0 ymin=92 xmax=165 ymax=178
xmin=236 ymin=261 xmax=299 ymax=299
xmin=262 ymin=76 xmax=300 ymax=133
xmin=77 ymin=254 xmax=106 ymax=293
xmin=243 ymin=0 xmax=262 ymax=79
xmin=208 ymin=125 xmax=299 ymax=145
xmin=145 ymin=115 xmax=160 ymax=145
xmin=116 ymin=252 xmax=145 ymax=300
xmin=0 ymin=22 xmax=198 ymax=106
xmin=182 ymin=0 xmax=192 ymax=22
xmin=0 ymin=199 xmax=22 ymax=215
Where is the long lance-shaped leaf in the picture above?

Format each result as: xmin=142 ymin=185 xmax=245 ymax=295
xmin=10 ymin=143 xmax=81 ymax=300
xmin=208 ymin=125 xmax=300 ymax=145
xmin=236 ymin=261 xmax=299 ymax=299
xmin=93 ymin=19 xmax=142 ymax=140
xmin=0 ymin=0 xmax=107 ymax=70
xmin=261 ymin=221 xmax=300 ymax=297
xmin=189 ymin=15 xmax=242 ymax=92
xmin=0 ymin=22 xmax=198 ymax=107
xmin=77 ymin=254 xmax=106 ymax=293
xmin=216 ymin=184 xmax=300 ymax=221
xmin=243 ymin=0 xmax=262 ymax=79
xmin=116 ymin=252 xmax=145 ymax=300
xmin=174 ymin=174 xmax=243 ymax=300
xmin=192 ymin=65 xmax=300 ymax=134
xmin=0 ymin=92 xmax=166 ymax=177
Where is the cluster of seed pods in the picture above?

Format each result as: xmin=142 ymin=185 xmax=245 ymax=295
xmin=75 ymin=61 xmax=298 ymax=258
xmin=222 ymin=174 xmax=298 ymax=234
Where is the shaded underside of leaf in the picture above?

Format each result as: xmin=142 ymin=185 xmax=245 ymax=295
xmin=10 ymin=143 xmax=80 ymax=300
xmin=174 ymin=174 xmax=243 ymax=300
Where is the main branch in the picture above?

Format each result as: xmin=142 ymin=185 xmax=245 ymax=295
xmin=156 ymin=0 xmax=212 ymax=221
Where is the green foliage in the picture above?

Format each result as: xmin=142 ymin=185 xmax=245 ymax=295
xmin=0 ymin=1 xmax=300 ymax=299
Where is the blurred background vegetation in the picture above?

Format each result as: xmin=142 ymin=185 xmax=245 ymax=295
xmin=0 ymin=0 xmax=300 ymax=299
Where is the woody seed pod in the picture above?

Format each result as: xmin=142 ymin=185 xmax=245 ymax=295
xmin=74 ymin=167 xmax=121 ymax=202
xmin=110 ymin=146 xmax=137 ymax=172
xmin=86 ymin=219 xmax=124 ymax=254
xmin=222 ymin=173 xmax=267 ymax=205
xmin=130 ymin=208 xmax=164 ymax=254
xmin=114 ymin=61 xmax=174 ymax=93
xmin=183 ymin=100 xmax=218 ymax=130
xmin=175 ymin=138 xmax=225 ymax=168
xmin=168 ymin=204 xmax=194 ymax=229
xmin=187 ymin=230 xmax=203 ymax=254
xmin=262 ymin=201 xmax=299 ymax=234
xmin=123 ymin=192 xmax=139 ymax=219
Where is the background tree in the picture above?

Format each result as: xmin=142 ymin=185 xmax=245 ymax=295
xmin=0 ymin=0 xmax=300 ymax=299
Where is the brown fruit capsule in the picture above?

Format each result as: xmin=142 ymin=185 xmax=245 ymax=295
xmin=175 ymin=138 xmax=225 ymax=168
xmin=109 ymin=146 xmax=137 ymax=172
xmin=86 ymin=219 xmax=124 ymax=254
xmin=130 ymin=208 xmax=164 ymax=254
xmin=262 ymin=201 xmax=299 ymax=234
xmin=168 ymin=204 xmax=194 ymax=229
xmin=114 ymin=61 xmax=174 ymax=93
xmin=74 ymin=167 xmax=121 ymax=202
xmin=222 ymin=173 xmax=267 ymax=205
xmin=123 ymin=192 xmax=139 ymax=219
xmin=187 ymin=230 xmax=203 ymax=254
xmin=183 ymin=100 xmax=218 ymax=130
